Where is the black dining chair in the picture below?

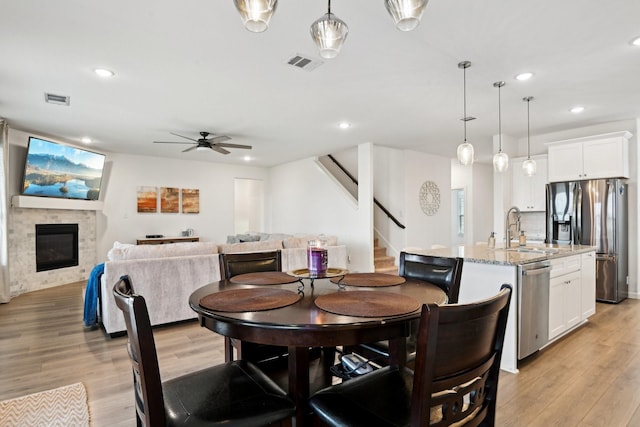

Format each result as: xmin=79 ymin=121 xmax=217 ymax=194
xmin=309 ymin=284 xmax=512 ymax=427
xmin=347 ymin=252 xmax=464 ymax=365
xmin=113 ymin=275 xmax=295 ymax=427
xmin=219 ymin=250 xmax=289 ymax=364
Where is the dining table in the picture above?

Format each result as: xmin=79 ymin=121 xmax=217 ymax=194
xmin=189 ymin=270 xmax=447 ymax=426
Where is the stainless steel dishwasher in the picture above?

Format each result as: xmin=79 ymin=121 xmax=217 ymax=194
xmin=518 ymin=260 xmax=551 ymax=359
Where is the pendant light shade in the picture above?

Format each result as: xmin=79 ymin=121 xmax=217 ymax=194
xmin=384 ymin=0 xmax=429 ymax=32
xmin=234 ymin=0 xmax=278 ymax=33
xmin=492 ymin=81 xmax=509 ymax=172
xmin=457 ymin=61 xmax=475 ymax=166
xmin=310 ymin=1 xmax=349 ymax=59
xmin=522 ymin=96 xmax=537 ymax=177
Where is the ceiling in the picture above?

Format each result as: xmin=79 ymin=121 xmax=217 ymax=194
xmin=1 ymin=0 xmax=639 ymax=167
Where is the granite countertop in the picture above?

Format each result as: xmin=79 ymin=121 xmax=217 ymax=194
xmin=409 ymin=243 xmax=596 ymax=266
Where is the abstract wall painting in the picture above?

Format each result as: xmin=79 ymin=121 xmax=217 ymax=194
xmin=160 ymin=187 xmax=179 ymax=213
xmin=137 ymin=186 xmax=157 ymax=213
xmin=181 ymin=188 xmax=200 ymax=214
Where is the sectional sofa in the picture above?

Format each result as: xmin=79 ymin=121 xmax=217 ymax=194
xmin=99 ymin=235 xmax=347 ymax=335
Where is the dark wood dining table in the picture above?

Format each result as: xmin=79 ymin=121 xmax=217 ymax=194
xmin=189 ymin=272 xmax=447 ymax=426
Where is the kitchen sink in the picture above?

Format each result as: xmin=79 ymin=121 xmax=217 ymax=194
xmin=504 ymin=247 xmax=559 ymax=254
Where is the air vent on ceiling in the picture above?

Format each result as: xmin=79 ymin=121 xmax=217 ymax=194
xmin=44 ymin=93 xmax=70 ymax=106
xmin=286 ymin=54 xmax=323 ymax=72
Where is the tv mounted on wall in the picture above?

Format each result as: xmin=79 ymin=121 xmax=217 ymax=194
xmin=21 ymin=137 xmax=106 ymax=200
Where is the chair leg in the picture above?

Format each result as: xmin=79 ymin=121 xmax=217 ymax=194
xmin=224 ymin=337 xmax=234 ymax=362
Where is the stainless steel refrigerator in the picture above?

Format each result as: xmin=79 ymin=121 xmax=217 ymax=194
xmin=546 ymin=179 xmax=628 ymax=303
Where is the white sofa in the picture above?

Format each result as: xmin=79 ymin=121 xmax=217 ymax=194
xmin=99 ymin=235 xmax=347 ymax=336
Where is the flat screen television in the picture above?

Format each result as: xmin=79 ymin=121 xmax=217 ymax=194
xmin=21 ymin=137 xmax=106 ymax=200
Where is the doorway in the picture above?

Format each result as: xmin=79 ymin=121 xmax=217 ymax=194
xmin=234 ymin=178 xmax=264 ymax=234
xmin=451 ymin=188 xmax=465 ymax=246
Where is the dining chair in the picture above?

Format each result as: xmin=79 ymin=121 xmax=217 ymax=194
xmin=310 ymin=284 xmax=512 ymax=427
xmin=112 ymin=275 xmax=295 ymax=427
xmin=347 ymin=253 xmax=464 ymax=365
xmin=219 ymin=250 xmax=289 ymax=364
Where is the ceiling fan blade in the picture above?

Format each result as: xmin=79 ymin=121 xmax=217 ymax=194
xmin=209 ymin=135 xmax=231 ymax=143
xmin=182 ymin=145 xmax=198 ymax=153
xmin=154 ymin=141 xmax=195 ymax=145
xmin=212 ymin=146 xmax=230 ymax=155
xmin=215 ymin=143 xmax=252 ymax=150
xmin=170 ymin=132 xmax=200 ymax=143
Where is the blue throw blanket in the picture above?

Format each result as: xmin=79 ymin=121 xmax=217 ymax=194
xmin=83 ymin=263 xmax=104 ymax=327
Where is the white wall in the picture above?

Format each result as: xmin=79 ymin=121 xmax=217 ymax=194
xmin=96 ymin=152 xmax=268 ymax=260
xmin=267 ymin=153 xmax=371 ymax=273
xmin=373 ymin=146 xmax=406 ymax=256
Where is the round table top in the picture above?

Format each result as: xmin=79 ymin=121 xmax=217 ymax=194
xmin=189 ymin=276 xmax=447 ymax=346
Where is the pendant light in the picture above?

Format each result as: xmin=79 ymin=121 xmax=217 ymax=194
xmin=234 ymin=0 xmax=278 ymax=33
xmin=384 ymin=0 xmax=429 ymax=31
xmin=456 ymin=61 xmax=475 ymax=166
xmin=492 ymin=81 xmax=509 ymax=172
xmin=310 ymin=0 xmax=349 ymax=59
xmin=522 ymin=96 xmax=537 ymax=176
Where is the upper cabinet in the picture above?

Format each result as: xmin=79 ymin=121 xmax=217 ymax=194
xmin=512 ymin=156 xmax=547 ymax=211
xmin=546 ymin=131 xmax=632 ymax=182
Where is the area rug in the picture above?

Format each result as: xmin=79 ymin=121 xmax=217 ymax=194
xmin=0 ymin=382 xmax=90 ymax=427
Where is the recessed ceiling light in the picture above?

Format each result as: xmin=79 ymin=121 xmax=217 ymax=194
xmin=243 ymin=155 xmax=251 ymax=162
xmin=632 ymin=36 xmax=640 ymax=46
xmin=338 ymin=122 xmax=351 ymax=129
xmin=94 ymin=68 xmax=115 ymax=78
xmin=515 ymin=72 xmax=533 ymax=81
xmin=81 ymin=137 xmax=92 ymax=144
xmin=570 ymin=106 xmax=585 ymax=114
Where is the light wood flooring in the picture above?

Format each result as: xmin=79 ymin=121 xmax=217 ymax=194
xmin=1 ymin=281 xmax=639 ymax=426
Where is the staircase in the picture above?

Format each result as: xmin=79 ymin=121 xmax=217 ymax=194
xmin=374 ymin=238 xmax=397 ymax=274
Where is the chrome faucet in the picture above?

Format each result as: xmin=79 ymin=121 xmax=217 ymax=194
xmin=505 ymin=206 xmax=522 ymax=248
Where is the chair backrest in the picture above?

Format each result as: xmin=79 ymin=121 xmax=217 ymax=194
xmin=113 ymin=276 xmax=166 ymax=427
xmin=411 ymin=284 xmax=512 ymax=427
xmin=219 ymin=250 xmax=282 ymax=279
xmin=399 ymin=252 xmax=464 ymax=303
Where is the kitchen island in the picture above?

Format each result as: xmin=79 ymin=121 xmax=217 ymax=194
xmin=409 ymin=244 xmax=596 ymax=373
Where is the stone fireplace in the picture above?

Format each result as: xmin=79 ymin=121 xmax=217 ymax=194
xmin=35 ymin=223 xmax=79 ymax=272
xmin=8 ymin=208 xmax=96 ymax=296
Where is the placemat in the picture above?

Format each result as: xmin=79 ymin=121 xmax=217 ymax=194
xmin=314 ymin=291 xmax=420 ymax=317
xmin=199 ymin=288 xmax=301 ymax=312
xmin=330 ymin=273 xmax=406 ymax=287
xmin=230 ymin=271 xmax=300 ymax=285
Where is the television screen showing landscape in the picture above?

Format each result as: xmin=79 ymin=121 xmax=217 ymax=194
xmin=22 ymin=137 xmax=106 ymax=200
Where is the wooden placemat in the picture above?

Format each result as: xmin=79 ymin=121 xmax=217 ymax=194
xmin=314 ymin=291 xmax=420 ymax=317
xmin=230 ymin=271 xmax=300 ymax=285
xmin=330 ymin=273 xmax=406 ymax=287
xmin=199 ymin=288 xmax=301 ymax=312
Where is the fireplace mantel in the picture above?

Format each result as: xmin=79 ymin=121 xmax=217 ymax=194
xmin=11 ymin=195 xmax=104 ymax=211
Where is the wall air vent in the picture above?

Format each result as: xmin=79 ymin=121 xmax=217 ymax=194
xmin=44 ymin=93 xmax=70 ymax=106
xmin=286 ymin=53 xmax=323 ymax=72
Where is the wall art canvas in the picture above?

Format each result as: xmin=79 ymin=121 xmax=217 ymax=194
xmin=137 ymin=186 xmax=157 ymax=213
xmin=160 ymin=187 xmax=180 ymax=213
xmin=181 ymin=188 xmax=200 ymax=214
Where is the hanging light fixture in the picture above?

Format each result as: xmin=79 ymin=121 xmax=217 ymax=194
xmin=492 ymin=81 xmax=509 ymax=172
xmin=522 ymin=96 xmax=537 ymax=176
xmin=310 ymin=0 xmax=349 ymax=59
xmin=234 ymin=0 xmax=278 ymax=33
xmin=456 ymin=61 xmax=475 ymax=166
xmin=384 ymin=0 xmax=429 ymax=31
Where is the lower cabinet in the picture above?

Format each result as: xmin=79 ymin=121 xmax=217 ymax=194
xmin=581 ymin=252 xmax=596 ymax=318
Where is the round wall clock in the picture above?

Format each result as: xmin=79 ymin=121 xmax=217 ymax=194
xmin=419 ymin=181 xmax=440 ymax=216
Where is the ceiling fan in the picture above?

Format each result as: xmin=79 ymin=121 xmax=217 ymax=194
xmin=153 ymin=131 xmax=252 ymax=154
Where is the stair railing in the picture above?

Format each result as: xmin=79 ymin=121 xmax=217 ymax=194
xmin=327 ymin=154 xmax=405 ymax=229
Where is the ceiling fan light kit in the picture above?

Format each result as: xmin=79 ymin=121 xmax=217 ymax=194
xmin=234 ymin=0 xmax=278 ymax=33
xmin=154 ymin=131 xmax=252 ymax=155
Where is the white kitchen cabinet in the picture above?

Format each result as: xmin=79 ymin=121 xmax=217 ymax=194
xmin=547 ymin=131 xmax=631 ymax=182
xmin=512 ymin=156 xmax=548 ymax=211
xmin=549 ymin=255 xmax=582 ymax=340
xmin=581 ymin=251 xmax=596 ymax=319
